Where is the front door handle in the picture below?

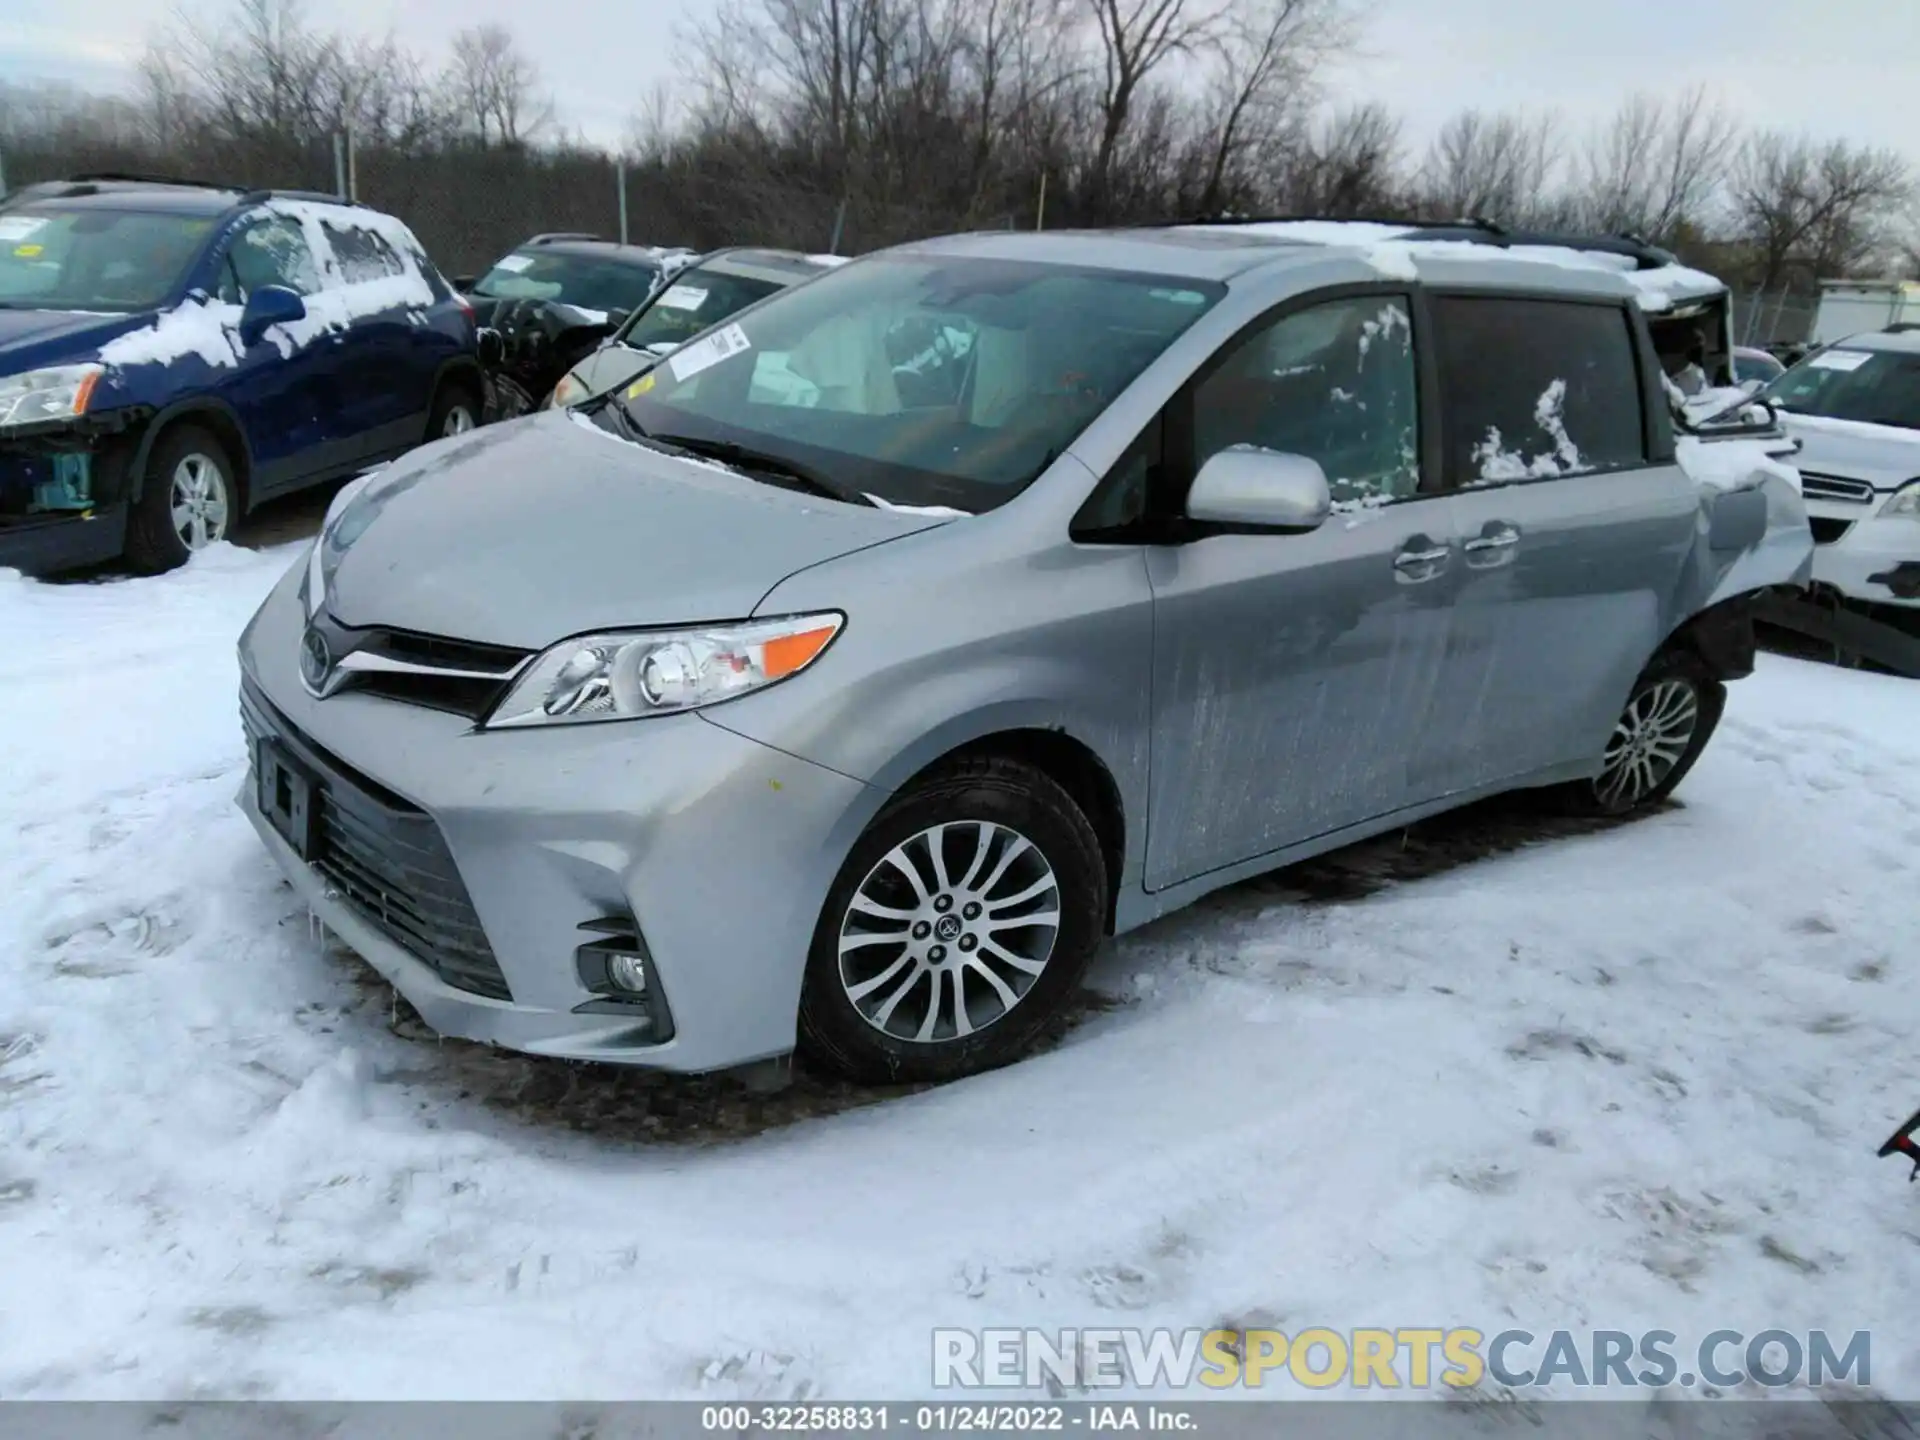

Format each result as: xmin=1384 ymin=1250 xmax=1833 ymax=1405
xmin=1393 ymin=538 xmax=1451 ymax=584
xmin=1464 ymin=523 xmax=1521 ymax=569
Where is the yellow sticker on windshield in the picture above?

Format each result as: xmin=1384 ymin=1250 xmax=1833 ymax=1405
xmin=626 ymin=373 xmax=656 ymax=399
xmin=13 ymin=244 xmax=43 ymax=258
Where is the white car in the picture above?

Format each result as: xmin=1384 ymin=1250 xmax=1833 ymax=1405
xmin=1766 ymin=329 xmax=1920 ymax=614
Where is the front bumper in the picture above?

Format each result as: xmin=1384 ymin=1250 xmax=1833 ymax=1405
xmin=1807 ymin=499 xmax=1920 ymax=608
xmin=0 ymin=503 xmax=128 ymax=574
xmin=236 ymin=561 xmax=882 ymax=1072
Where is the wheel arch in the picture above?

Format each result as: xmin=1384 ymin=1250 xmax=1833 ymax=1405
xmin=431 ymin=355 xmax=485 ymax=406
xmin=1660 ymin=593 xmax=1759 ymax=682
xmin=128 ymin=398 xmax=255 ymax=511
xmin=881 ymin=724 xmax=1129 ymax=935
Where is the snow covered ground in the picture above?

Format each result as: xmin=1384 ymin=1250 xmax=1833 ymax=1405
xmin=1 ymin=543 xmax=1918 ymax=1402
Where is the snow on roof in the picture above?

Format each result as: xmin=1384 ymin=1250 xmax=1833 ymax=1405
xmin=1183 ymin=219 xmax=1727 ymax=312
xmin=805 ymin=254 xmax=853 ymax=268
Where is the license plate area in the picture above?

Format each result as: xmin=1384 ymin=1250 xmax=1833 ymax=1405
xmin=256 ymin=740 xmax=318 ymax=860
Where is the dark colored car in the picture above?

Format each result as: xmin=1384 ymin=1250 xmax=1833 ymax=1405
xmin=546 ymin=248 xmax=846 ymax=408
xmin=459 ymin=234 xmax=697 ymax=322
xmin=0 ymin=174 xmax=480 ymax=574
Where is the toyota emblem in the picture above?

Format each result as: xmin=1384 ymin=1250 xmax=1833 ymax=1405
xmin=299 ymin=626 xmax=332 ymax=695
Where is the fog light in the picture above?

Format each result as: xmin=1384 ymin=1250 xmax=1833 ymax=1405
xmin=607 ymin=951 xmax=648 ymax=994
xmin=572 ymin=916 xmax=675 ymax=1040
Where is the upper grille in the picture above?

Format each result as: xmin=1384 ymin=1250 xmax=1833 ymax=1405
xmin=1800 ymin=472 xmax=1877 ymax=504
xmin=242 ymin=679 xmax=512 ymax=1001
xmin=305 ymin=613 xmax=531 ymax=721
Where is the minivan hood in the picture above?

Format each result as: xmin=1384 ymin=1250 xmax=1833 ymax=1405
xmin=1783 ymin=412 xmax=1920 ymax=490
xmin=321 ymin=409 xmax=947 ymax=649
xmin=0 ymin=307 xmax=147 ymax=372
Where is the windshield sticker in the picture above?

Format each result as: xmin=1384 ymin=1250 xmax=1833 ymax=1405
xmin=668 ymin=323 xmax=752 ymax=382
xmin=493 ymin=254 xmax=534 ymax=273
xmin=626 ymin=372 xmax=657 ymax=399
xmin=656 ymin=284 xmax=709 ymax=311
xmin=13 ymin=244 xmax=44 ymax=258
xmin=0 ymin=216 xmax=46 ymax=241
xmin=1809 ymin=349 xmax=1871 ymax=372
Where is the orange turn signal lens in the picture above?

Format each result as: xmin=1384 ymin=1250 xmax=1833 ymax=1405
xmin=761 ymin=624 xmax=839 ymax=679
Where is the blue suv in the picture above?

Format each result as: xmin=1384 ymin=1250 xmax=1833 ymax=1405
xmin=0 ymin=174 xmax=480 ymax=574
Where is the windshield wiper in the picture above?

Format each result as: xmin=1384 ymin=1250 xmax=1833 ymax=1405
xmin=650 ymin=433 xmax=870 ymax=505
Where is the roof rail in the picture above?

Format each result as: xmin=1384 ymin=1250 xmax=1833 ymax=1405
xmin=238 ymin=188 xmax=365 ymax=208
xmin=1165 ymin=212 xmax=1681 ymax=270
xmin=527 ymin=232 xmax=601 ymax=245
xmin=66 ymin=171 xmax=244 ymax=192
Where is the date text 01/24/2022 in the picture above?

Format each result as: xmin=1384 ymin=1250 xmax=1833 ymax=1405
xmin=698 ymin=1404 xmax=1200 ymax=1431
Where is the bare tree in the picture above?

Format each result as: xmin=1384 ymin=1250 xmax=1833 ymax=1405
xmin=1732 ymin=132 xmax=1912 ymax=289
xmin=1082 ymin=0 xmax=1221 ymax=210
xmin=1271 ymin=100 xmax=1405 ymax=214
xmin=1576 ymin=86 xmax=1737 ymax=242
xmin=1192 ymin=0 xmax=1355 ymax=213
xmin=443 ymin=24 xmax=554 ymax=147
xmin=1417 ymin=108 xmax=1564 ymax=226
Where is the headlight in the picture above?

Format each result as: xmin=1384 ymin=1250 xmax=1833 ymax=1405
xmin=550 ymin=372 xmax=589 ymax=408
xmin=1881 ymin=482 xmax=1920 ymax=519
xmin=485 ymin=613 xmax=844 ymax=728
xmin=0 ymin=363 xmax=102 ymax=429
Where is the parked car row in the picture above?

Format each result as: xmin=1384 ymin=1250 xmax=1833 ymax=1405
xmin=0 ymin=174 xmax=852 ymax=576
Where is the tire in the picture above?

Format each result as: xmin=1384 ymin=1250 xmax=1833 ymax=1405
xmin=798 ymin=756 xmax=1109 ymax=1085
xmin=124 ymin=424 xmax=237 ymax=574
xmin=1560 ymin=649 xmax=1726 ymax=817
xmin=426 ymin=378 xmax=480 ymax=439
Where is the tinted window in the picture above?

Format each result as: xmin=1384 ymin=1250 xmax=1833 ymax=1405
xmin=222 ymin=217 xmax=321 ymax=300
xmin=1767 ymin=347 xmax=1920 ymax=431
xmin=1433 ymin=297 xmax=1646 ymax=485
xmin=471 ymin=248 xmax=660 ymax=313
xmin=614 ymin=255 xmax=1223 ymax=514
xmin=1190 ymin=294 xmax=1421 ymax=506
xmin=623 ymin=269 xmax=790 ymax=352
xmin=322 ymin=221 xmax=405 ymax=284
xmin=0 ymin=206 xmax=217 ymax=311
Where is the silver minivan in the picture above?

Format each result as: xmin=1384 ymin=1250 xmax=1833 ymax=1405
xmin=238 ymin=223 xmax=1812 ymax=1085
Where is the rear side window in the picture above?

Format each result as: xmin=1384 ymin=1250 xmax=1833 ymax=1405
xmin=1433 ymin=297 xmax=1646 ymax=486
xmin=322 ymin=221 xmax=406 ymax=284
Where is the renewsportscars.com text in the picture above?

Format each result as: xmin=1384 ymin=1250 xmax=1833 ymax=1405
xmin=932 ymin=1327 xmax=1871 ymax=1391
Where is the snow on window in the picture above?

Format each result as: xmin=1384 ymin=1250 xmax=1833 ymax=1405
xmin=1469 ymin=379 xmax=1589 ymax=482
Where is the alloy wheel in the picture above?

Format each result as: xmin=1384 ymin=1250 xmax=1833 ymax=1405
xmin=1595 ymin=678 xmax=1699 ymax=809
xmin=169 ymin=454 xmax=230 ymax=550
xmin=836 ymin=821 xmax=1061 ymax=1044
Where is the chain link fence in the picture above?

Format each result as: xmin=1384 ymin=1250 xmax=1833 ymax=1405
xmin=1 ymin=137 xmax=1025 ymax=274
xmin=1733 ymin=289 xmax=1820 ymax=349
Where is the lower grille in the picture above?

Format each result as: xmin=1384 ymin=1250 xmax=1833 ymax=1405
xmin=241 ymin=679 xmax=512 ymax=1001
xmin=1810 ymin=516 xmax=1855 ymax=546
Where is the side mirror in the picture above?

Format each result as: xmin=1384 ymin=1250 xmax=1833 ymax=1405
xmin=238 ymin=285 xmax=306 ymax=346
xmin=453 ymin=275 xmax=477 ymax=292
xmin=1187 ymin=447 xmax=1332 ymax=531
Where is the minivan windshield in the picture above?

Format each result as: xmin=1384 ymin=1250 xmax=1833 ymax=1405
xmin=1767 ymin=346 xmax=1920 ymax=431
xmin=470 ymin=248 xmax=661 ymax=314
xmin=0 ymin=206 xmax=217 ymax=312
xmin=620 ymin=265 xmax=795 ymax=354
xmin=610 ymin=254 xmax=1224 ymax=512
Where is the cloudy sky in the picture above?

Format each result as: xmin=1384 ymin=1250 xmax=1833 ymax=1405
xmin=3 ymin=0 xmax=1915 ymax=162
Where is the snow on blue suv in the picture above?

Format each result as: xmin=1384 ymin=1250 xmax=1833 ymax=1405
xmin=0 ymin=175 xmax=481 ymax=574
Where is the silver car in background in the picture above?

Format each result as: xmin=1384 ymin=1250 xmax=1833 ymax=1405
xmin=238 ymin=223 xmax=1811 ymax=1085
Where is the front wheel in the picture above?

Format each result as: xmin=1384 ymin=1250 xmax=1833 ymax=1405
xmin=1566 ymin=651 xmax=1726 ymax=816
xmin=798 ymin=757 xmax=1108 ymax=1085
xmin=124 ymin=425 xmax=237 ymax=574
xmin=427 ymin=379 xmax=480 ymax=439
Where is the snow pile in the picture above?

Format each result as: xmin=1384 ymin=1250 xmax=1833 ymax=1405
xmin=99 ymin=199 xmax=442 ymax=373
xmin=0 ymin=545 xmax=1915 ymax=1401
xmin=1469 ymin=380 xmax=1587 ymax=481
xmin=1183 ymin=220 xmax=1726 ymax=310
